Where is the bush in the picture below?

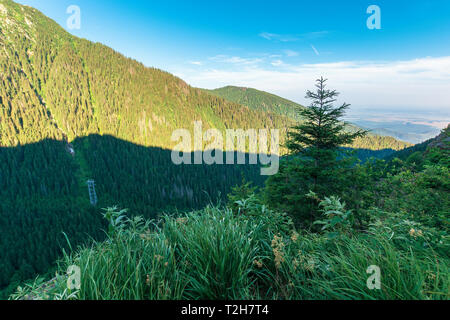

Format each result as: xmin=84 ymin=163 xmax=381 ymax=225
xmin=312 ymin=194 xmax=354 ymax=239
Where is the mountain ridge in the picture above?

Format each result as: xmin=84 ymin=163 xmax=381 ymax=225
xmin=0 ymin=0 xmax=294 ymax=150
xmin=205 ymin=85 xmax=305 ymax=121
xmin=0 ymin=0 xmax=410 ymax=152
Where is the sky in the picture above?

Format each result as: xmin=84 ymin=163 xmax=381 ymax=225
xmin=15 ymin=0 xmax=450 ymax=112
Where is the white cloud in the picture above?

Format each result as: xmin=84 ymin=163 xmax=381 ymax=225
xmin=259 ymin=31 xmax=329 ymax=42
xmin=271 ymin=60 xmax=284 ymax=67
xmin=258 ymin=32 xmax=299 ymax=42
xmin=180 ymin=56 xmax=450 ymax=110
xmin=189 ymin=61 xmax=202 ymax=66
xmin=311 ymin=45 xmax=320 ymax=56
xmin=259 ymin=32 xmax=278 ymax=40
xmin=284 ymin=50 xmax=299 ymax=57
xmin=209 ymin=55 xmax=263 ymax=65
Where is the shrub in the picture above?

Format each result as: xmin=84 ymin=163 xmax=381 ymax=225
xmin=312 ymin=194 xmax=354 ymax=239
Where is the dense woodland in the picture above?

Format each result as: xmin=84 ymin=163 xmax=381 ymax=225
xmin=0 ymin=0 xmax=286 ymax=294
xmin=0 ymin=134 xmax=272 ymax=295
xmin=0 ymin=0 xmax=294 ymax=149
xmin=207 ymin=86 xmax=306 ymax=120
xmin=0 ymin=0 xmax=445 ymax=300
xmin=11 ymin=89 xmax=449 ymax=300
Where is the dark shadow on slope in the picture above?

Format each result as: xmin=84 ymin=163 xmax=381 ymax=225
xmin=0 ymin=134 xmax=399 ymax=295
xmin=0 ymin=135 xmax=267 ymax=294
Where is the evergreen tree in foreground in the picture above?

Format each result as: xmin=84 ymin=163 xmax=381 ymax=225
xmin=286 ymin=77 xmax=367 ymax=152
xmin=265 ymin=77 xmax=367 ymax=228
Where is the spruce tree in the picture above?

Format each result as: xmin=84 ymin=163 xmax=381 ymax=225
xmin=286 ymin=77 xmax=366 ymax=153
xmin=265 ymin=77 xmax=367 ymax=228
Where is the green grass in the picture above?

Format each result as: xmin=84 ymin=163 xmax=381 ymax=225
xmin=10 ymin=202 xmax=449 ymax=300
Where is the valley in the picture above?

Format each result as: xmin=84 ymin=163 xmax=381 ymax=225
xmin=0 ymin=0 xmax=448 ymax=302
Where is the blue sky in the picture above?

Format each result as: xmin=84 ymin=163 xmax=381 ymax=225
xmin=16 ymin=0 xmax=450 ymax=112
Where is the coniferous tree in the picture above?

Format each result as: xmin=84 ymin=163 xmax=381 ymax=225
xmin=265 ymin=78 xmax=367 ymax=228
xmin=286 ymin=77 xmax=367 ymax=153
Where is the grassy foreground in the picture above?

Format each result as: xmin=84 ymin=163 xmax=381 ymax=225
xmin=11 ymin=198 xmax=449 ymax=300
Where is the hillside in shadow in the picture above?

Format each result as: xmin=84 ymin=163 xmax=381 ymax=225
xmin=0 ymin=133 xmax=400 ymax=295
xmin=0 ymin=134 xmax=268 ymax=293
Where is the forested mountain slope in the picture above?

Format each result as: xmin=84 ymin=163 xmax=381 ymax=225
xmin=10 ymin=127 xmax=450 ymax=301
xmin=206 ymin=86 xmax=411 ymax=151
xmin=0 ymin=0 xmax=283 ymax=294
xmin=0 ymin=0 xmax=408 ymax=151
xmin=206 ymin=86 xmax=305 ymax=120
xmin=0 ymin=0 xmax=295 ymax=149
xmin=0 ymin=0 xmax=410 ymax=296
xmin=0 ymin=136 xmax=268 ymax=294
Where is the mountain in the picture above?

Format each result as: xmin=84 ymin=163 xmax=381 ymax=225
xmin=0 ymin=0 xmax=296 ymax=150
xmin=0 ymin=0 xmax=410 ymax=295
xmin=206 ymin=86 xmax=304 ymax=120
xmin=0 ymin=0 xmax=410 ymax=152
xmin=8 ymin=127 xmax=450 ymax=301
xmin=0 ymin=0 xmax=290 ymax=293
xmin=0 ymin=136 xmax=270 ymax=295
xmin=206 ymin=86 xmax=412 ymax=150
xmin=383 ymin=125 xmax=449 ymax=162
xmin=427 ymin=124 xmax=450 ymax=151
xmin=350 ymin=120 xmax=442 ymax=144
